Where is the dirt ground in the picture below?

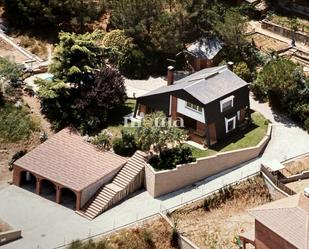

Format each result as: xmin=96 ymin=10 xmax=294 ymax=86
xmin=170 ymin=176 xmax=273 ymax=249
xmin=281 ymin=154 xmax=309 ymax=177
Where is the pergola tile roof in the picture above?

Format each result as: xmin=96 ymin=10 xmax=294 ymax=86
xmin=249 ymin=193 xmax=309 ymax=249
xmin=14 ymin=128 xmax=127 ymax=192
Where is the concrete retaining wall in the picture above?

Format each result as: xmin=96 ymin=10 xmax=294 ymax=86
xmin=145 ymin=125 xmax=272 ymax=198
xmin=261 ymin=19 xmax=309 ymax=44
xmin=0 ymin=230 xmax=22 ymax=245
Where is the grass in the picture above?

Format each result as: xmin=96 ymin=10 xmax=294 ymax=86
xmin=187 ymin=112 xmax=269 ymax=158
xmin=106 ymin=99 xmax=136 ymax=138
xmin=0 ymin=102 xmax=40 ymax=142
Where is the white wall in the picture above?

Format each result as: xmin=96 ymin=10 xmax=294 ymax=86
xmin=177 ymin=98 xmax=205 ymax=123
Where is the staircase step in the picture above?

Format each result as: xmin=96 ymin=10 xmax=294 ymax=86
xmin=78 ymin=151 xmax=148 ymax=220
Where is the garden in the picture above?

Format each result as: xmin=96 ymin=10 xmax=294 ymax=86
xmin=169 ymin=176 xmax=274 ymax=249
xmin=67 ymin=217 xmax=179 ymax=249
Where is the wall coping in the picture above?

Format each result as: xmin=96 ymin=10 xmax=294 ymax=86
xmin=148 ymin=124 xmax=272 ymax=175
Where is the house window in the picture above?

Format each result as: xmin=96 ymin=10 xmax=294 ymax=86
xmin=186 ymin=101 xmax=203 ymax=113
xmin=225 ymin=116 xmax=236 ymax=133
xmin=220 ymin=96 xmax=234 ymax=112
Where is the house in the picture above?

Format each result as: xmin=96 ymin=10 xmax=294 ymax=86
xmin=12 ymin=128 xmax=127 ymax=211
xmin=185 ymin=36 xmax=223 ymax=71
xmin=134 ymin=65 xmax=251 ymax=147
xmin=240 ymin=192 xmax=309 ymax=249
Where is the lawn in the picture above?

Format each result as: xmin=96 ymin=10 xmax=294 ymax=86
xmin=187 ymin=112 xmax=269 ymax=158
xmin=67 ymin=217 xmax=177 ymax=249
xmin=169 ymin=176 xmax=272 ymax=249
xmin=0 ymin=102 xmax=40 ymax=142
xmin=106 ymin=98 xmax=136 ymax=138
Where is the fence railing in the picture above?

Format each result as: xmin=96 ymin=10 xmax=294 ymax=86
xmin=260 ymin=165 xmax=296 ymax=196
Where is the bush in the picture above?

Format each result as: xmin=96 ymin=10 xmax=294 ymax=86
xmin=91 ymin=130 xmax=112 ymax=151
xmin=112 ymin=130 xmax=137 ymax=157
xmin=149 ymin=146 xmax=195 ymax=171
xmin=8 ymin=150 xmax=27 ymax=170
xmin=0 ymin=103 xmax=39 ymax=142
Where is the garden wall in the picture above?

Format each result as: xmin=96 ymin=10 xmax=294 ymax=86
xmin=261 ymin=19 xmax=309 ymax=44
xmin=145 ymin=125 xmax=272 ymax=198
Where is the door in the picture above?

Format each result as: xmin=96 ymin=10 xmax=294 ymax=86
xmin=208 ymin=123 xmax=217 ymax=145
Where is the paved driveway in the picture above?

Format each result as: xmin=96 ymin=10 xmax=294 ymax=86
xmin=1 ymin=97 xmax=309 ymax=249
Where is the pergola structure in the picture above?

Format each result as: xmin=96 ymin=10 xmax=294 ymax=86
xmin=13 ymin=128 xmax=127 ymax=210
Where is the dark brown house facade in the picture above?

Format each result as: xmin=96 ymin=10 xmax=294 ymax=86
xmin=134 ymin=65 xmax=251 ymax=147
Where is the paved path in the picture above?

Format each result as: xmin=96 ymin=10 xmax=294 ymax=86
xmin=1 ymin=97 xmax=309 ymax=249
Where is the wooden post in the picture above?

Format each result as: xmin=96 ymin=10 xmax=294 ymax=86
xmin=56 ymin=187 xmax=62 ymax=204
xmin=36 ymin=178 xmax=42 ymax=195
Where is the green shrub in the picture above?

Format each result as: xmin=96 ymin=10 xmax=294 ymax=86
xmin=91 ymin=130 xmax=112 ymax=151
xmin=170 ymin=223 xmax=179 ymax=248
xmin=112 ymin=130 xmax=137 ymax=156
xmin=141 ymin=228 xmax=154 ymax=247
xmin=8 ymin=150 xmax=27 ymax=170
xmin=0 ymin=103 xmax=39 ymax=142
xmin=149 ymin=146 xmax=195 ymax=171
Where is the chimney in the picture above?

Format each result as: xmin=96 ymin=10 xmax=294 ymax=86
xmin=227 ymin=61 xmax=234 ymax=71
xmin=167 ymin=66 xmax=174 ymax=86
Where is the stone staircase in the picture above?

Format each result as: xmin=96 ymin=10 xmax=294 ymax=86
xmin=76 ymin=151 xmax=147 ymax=220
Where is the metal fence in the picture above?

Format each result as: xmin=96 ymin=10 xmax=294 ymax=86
xmin=53 ymin=171 xmax=260 ymax=249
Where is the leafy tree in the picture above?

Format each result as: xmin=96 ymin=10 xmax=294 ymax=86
xmin=75 ymin=67 xmax=127 ymax=118
xmin=49 ymin=30 xmax=106 ymax=86
xmin=233 ymin=62 xmax=252 ymax=82
xmin=136 ymin=111 xmax=187 ymax=153
xmin=252 ymin=58 xmax=309 ymax=131
xmin=0 ymin=57 xmax=23 ymax=83
xmin=252 ymin=58 xmax=301 ymax=100
xmin=102 ymin=30 xmax=146 ymax=78
xmin=215 ymin=9 xmax=248 ymax=49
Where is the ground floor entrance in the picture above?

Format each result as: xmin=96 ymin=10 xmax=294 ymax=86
xmin=14 ymin=167 xmax=81 ymax=210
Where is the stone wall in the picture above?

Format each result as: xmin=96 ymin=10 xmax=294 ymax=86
xmin=261 ymin=19 xmax=309 ymax=44
xmin=145 ymin=125 xmax=272 ymax=198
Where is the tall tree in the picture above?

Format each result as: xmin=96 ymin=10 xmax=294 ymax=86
xmin=3 ymin=0 xmax=103 ymax=31
xmin=49 ymin=30 xmax=106 ymax=86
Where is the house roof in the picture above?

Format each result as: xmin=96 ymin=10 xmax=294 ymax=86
xmin=187 ymin=37 xmax=222 ymax=59
xmin=138 ymin=65 xmax=249 ymax=105
xmin=14 ymin=128 xmax=127 ymax=192
xmin=249 ymin=193 xmax=309 ymax=249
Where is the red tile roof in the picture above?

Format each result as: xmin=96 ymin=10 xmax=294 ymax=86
xmin=14 ymin=128 xmax=127 ymax=191
xmin=249 ymin=193 xmax=309 ymax=249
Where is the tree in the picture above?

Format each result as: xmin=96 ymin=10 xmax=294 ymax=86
xmin=215 ymin=9 xmax=248 ymax=49
xmin=136 ymin=111 xmax=187 ymax=153
xmin=0 ymin=57 xmax=23 ymax=83
xmin=49 ymin=30 xmax=106 ymax=86
xmin=233 ymin=62 xmax=252 ymax=82
xmin=252 ymin=58 xmax=309 ymax=131
xmin=252 ymin=58 xmax=301 ymax=100
xmin=102 ymin=30 xmax=146 ymax=78
xmin=3 ymin=0 xmax=103 ymax=31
